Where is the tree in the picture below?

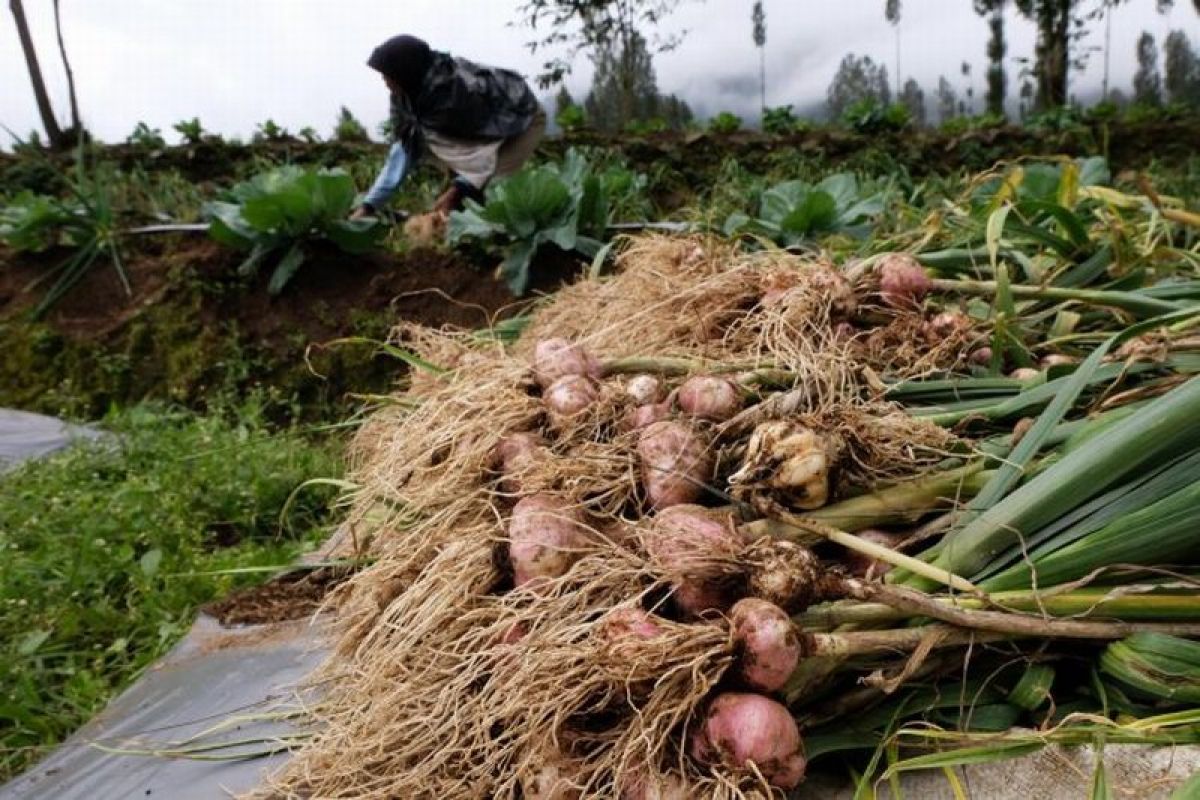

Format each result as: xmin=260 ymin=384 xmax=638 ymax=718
xmin=1164 ymin=30 xmax=1200 ymax=106
xmin=1004 ymin=0 xmax=1197 ymax=111
xmin=52 ymin=0 xmax=81 ymax=137
xmin=333 ymin=107 xmax=369 ymax=142
xmin=899 ymin=78 xmax=926 ymax=126
xmin=553 ymin=86 xmax=587 ymax=131
xmin=584 ymin=30 xmax=683 ymax=131
xmin=1013 ymin=0 xmax=1075 ymax=110
xmin=554 ymin=86 xmax=575 ymax=115
xmin=981 ymin=0 xmax=1008 ymax=116
xmin=10 ymin=0 xmax=65 ymax=147
xmin=826 ymin=53 xmax=890 ymax=120
xmin=752 ymin=1 xmax=766 ymax=117
xmin=936 ymin=75 xmax=959 ymax=123
xmin=660 ymin=94 xmax=693 ymax=129
xmin=1133 ymin=31 xmax=1163 ymax=105
xmin=515 ymin=0 xmax=694 ymax=88
xmin=959 ymin=61 xmax=975 ymax=116
xmin=1100 ymin=0 xmax=1115 ymax=99
xmin=885 ymin=0 xmax=901 ymax=98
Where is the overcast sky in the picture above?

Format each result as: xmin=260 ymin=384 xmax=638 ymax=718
xmin=1 ymin=0 xmax=1197 ymax=145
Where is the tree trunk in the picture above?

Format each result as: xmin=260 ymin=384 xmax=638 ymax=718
xmin=1101 ymin=0 xmax=1112 ymax=100
xmin=894 ymin=26 xmax=901 ymax=100
xmin=1034 ymin=0 xmax=1071 ymax=110
xmin=9 ymin=0 xmax=66 ymax=147
xmin=52 ymin=0 xmax=81 ymax=134
xmin=619 ymin=44 xmax=633 ymax=127
xmin=1049 ymin=0 xmax=1070 ymax=106
xmin=759 ymin=47 xmax=766 ymax=115
xmin=985 ymin=4 xmax=1007 ymax=117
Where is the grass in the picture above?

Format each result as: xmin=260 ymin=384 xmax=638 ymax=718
xmin=0 ymin=398 xmax=343 ymax=780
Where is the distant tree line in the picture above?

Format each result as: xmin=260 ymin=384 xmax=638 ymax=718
xmin=822 ymin=0 xmax=1200 ymax=127
xmin=522 ymin=0 xmax=1200 ymax=136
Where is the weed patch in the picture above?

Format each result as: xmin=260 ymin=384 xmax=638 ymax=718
xmin=0 ymin=400 xmax=342 ymax=779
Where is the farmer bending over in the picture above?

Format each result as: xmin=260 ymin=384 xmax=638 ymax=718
xmin=351 ymin=35 xmax=545 ymax=221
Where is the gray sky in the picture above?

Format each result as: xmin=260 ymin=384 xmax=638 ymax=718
xmin=1 ymin=0 xmax=1197 ymax=145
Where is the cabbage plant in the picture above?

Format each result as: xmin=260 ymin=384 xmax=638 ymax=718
xmin=448 ymin=150 xmax=640 ymax=295
xmin=0 ymin=191 xmax=83 ymax=252
xmin=724 ymin=173 xmax=885 ymax=247
xmin=204 ymin=166 xmax=383 ymax=294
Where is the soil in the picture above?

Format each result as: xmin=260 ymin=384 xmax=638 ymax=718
xmin=202 ymin=565 xmax=355 ymax=626
xmin=1 ymin=238 xmax=219 ymax=339
xmin=0 ymin=235 xmax=578 ymax=344
xmin=0 ymin=234 xmax=584 ymax=419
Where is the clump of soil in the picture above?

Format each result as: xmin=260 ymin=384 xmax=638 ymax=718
xmin=204 ymin=566 xmax=356 ymax=626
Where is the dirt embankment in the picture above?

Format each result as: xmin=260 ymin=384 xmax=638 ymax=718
xmin=0 ymin=236 xmax=582 ymax=420
xmin=4 ymin=119 xmax=1192 ymax=192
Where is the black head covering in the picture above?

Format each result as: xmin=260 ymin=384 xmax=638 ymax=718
xmin=368 ymin=35 xmax=433 ymax=99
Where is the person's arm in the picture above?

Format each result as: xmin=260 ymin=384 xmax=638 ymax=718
xmin=432 ymin=176 xmax=489 ymax=216
xmin=359 ymin=142 xmax=410 ymax=214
